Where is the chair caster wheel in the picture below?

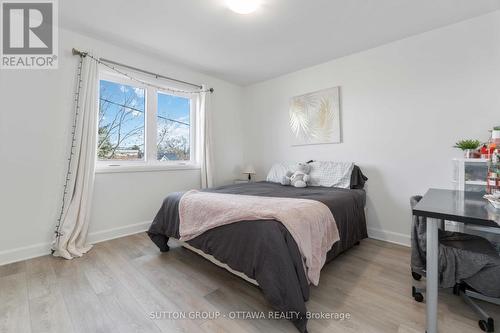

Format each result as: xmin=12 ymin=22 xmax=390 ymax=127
xmin=411 ymin=271 xmax=422 ymax=281
xmin=478 ymin=318 xmax=494 ymax=332
xmin=412 ymin=286 xmax=424 ymax=303
xmin=413 ymin=292 xmax=424 ymax=303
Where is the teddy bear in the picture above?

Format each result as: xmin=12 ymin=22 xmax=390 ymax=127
xmin=281 ymin=162 xmax=312 ymax=188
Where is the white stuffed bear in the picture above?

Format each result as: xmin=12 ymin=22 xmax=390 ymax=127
xmin=281 ymin=162 xmax=312 ymax=188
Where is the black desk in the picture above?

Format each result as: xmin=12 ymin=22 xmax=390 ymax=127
xmin=412 ymin=189 xmax=500 ymax=333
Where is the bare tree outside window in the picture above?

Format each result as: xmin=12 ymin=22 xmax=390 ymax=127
xmin=98 ymin=80 xmax=145 ymax=160
xmin=97 ymin=79 xmax=193 ymax=164
xmin=156 ymin=93 xmax=191 ymax=161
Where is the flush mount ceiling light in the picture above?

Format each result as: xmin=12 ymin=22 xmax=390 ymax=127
xmin=226 ymin=0 xmax=261 ymax=14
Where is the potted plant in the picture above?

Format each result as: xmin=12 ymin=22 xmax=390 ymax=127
xmin=454 ymin=139 xmax=481 ymax=158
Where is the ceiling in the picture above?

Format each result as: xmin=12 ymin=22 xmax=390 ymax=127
xmin=60 ymin=0 xmax=500 ymax=85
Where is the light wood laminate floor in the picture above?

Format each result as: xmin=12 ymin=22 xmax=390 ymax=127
xmin=0 ymin=234 xmax=498 ymax=333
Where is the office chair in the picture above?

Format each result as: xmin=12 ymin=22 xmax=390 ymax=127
xmin=410 ymin=195 xmax=500 ymax=332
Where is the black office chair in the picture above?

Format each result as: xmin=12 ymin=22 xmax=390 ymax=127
xmin=410 ymin=195 xmax=500 ymax=332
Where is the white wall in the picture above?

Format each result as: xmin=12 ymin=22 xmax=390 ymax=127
xmin=242 ymin=11 xmax=500 ymax=245
xmin=0 ymin=28 xmax=244 ymax=264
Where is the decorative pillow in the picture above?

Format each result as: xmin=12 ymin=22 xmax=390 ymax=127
xmin=266 ymin=161 xmax=355 ymax=189
xmin=308 ymin=161 xmax=354 ymax=188
xmin=266 ymin=162 xmax=298 ymax=183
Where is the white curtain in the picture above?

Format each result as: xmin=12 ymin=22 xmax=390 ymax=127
xmin=53 ymin=54 xmax=99 ymax=259
xmin=199 ymin=85 xmax=214 ymax=189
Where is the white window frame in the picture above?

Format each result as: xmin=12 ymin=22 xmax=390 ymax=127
xmin=96 ymin=69 xmax=200 ymax=174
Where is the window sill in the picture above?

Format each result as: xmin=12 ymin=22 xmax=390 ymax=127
xmin=95 ymin=163 xmax=201 ymax=174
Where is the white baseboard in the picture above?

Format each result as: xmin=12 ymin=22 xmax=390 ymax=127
xmin=1 ymin=223 xmax=408 ymax=266
xmin=367 ymin=227 xmax=411 ymax=247
xmin=0 ymin=242 xmax=52 ymax=267
xmin=0 ymin=221 xmax=151 ymax=266
xmin=87 ymin=221 xmax=150 ymax=244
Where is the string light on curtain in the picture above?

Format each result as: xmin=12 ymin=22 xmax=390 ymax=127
xmin=52 ymin=55 xmax=84 ymax=253
xmin=71 ymin=48 xmax=214 ymax=95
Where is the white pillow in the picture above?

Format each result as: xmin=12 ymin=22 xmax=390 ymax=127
xmin=308 ymin=161 xmax=354 ymax=188
xmin=266 ymin=161 xmax=354 ymax=188
xmin=266 ymin=162 xmax=298 ymax=183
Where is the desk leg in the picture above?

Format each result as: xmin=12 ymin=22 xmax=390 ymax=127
xmin=426 ymin=218 xmax=439 ymax=333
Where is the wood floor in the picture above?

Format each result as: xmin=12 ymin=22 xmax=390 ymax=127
xmin=0 ymin=235 xmax=498 ymax=333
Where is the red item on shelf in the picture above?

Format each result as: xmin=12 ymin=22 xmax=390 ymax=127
xmin=490 ymin=143 xmax=496 ymax=155
xmin=481 ymin=145 xmax=489 ymax=158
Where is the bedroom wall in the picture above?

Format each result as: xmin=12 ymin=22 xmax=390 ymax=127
xmin=0 ymin=28 xmax=244 ymax=264
xmin=241 ymin=11 xmax=500 ymax=245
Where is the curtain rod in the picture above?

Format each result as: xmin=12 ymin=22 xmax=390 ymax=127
xmin=72 ymin=48 xmax=212 ymax=92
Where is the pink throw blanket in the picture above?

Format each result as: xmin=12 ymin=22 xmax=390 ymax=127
xmin=179 ymin=190 xmax=339 ymax=285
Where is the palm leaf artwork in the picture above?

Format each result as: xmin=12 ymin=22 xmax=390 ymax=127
xmin=289 ymin=87 xmax=340 ymax=145
xmin=289 ymin=101 xmax=309 ymax=139
xmin=289 ymin=95 xmax=318 ymax=141
xmin=310 ymin=96 xmax=334 ymax=141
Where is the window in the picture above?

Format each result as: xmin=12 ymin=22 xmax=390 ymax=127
xmin=98 ymin=80 xmax=146 ymax=161
xmin=157 ymin=93 xmax=191 ymax=161
xmin=97 ymin=72 xmax=198 ymax=170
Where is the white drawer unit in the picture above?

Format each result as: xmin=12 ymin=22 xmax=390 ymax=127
xmin=452 ymin=158 xmax=488 ymax=192
xmin=450 ymin=158 xmax=500 ymax=250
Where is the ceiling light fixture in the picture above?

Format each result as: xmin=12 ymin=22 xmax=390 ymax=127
xmin=226 ymin=0 xmax=260 ymax=14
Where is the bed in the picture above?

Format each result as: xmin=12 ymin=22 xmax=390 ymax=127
xmin=148 ymin=165 xmax=368 ymax=333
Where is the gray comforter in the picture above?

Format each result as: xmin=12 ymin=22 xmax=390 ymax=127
xmin=148 ymin=181 xmax=367 ymax=333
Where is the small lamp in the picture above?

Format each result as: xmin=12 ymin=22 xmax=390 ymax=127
xmin=242 ymin=165 xmax=256 ymax=181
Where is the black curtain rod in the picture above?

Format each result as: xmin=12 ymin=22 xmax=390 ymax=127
xmin=72 ymin=48 xmax=211 ymax=92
